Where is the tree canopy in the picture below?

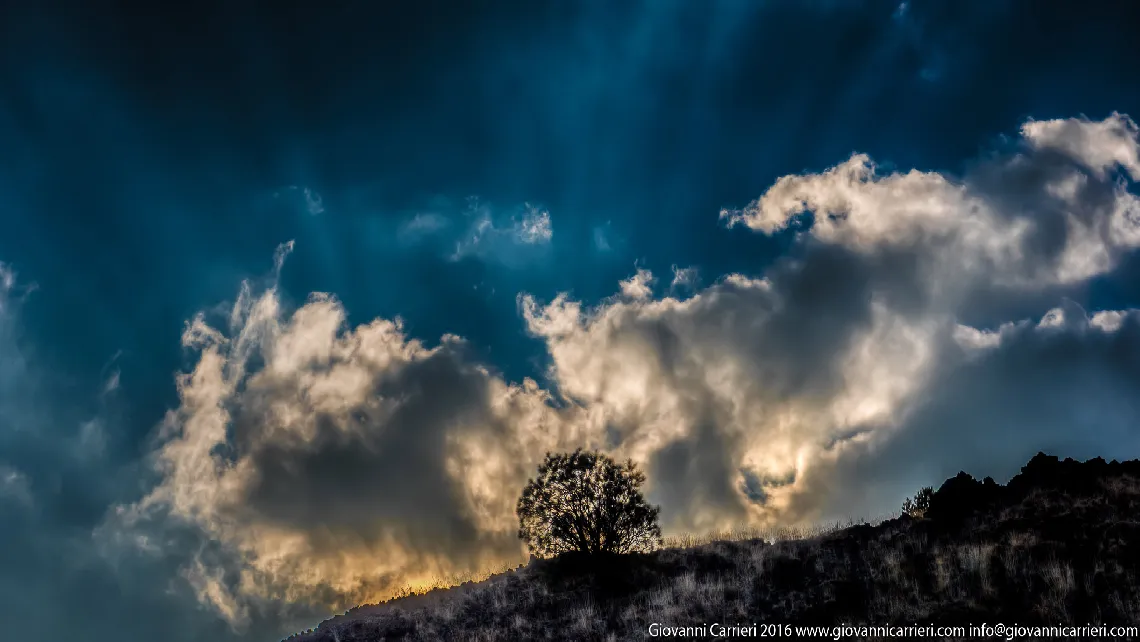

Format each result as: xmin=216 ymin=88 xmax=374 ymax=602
xmin=517 ymin=449 xmax=662 ymax=557
xmin=902 ymin=486 xmax=934 ymax=519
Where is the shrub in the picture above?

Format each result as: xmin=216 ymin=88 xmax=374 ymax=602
xmin=517 ymin=449 xmax=662 ymax=558
xmin=902 ymin=486 xmax=933 ymax=518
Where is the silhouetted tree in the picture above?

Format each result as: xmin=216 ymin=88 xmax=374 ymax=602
xmin=902 ymin=486 xmax=933 ymax=518
xmin=517 ymin=449 xmax=662 ymax=558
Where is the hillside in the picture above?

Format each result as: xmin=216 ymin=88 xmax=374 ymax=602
xmin=285 ymin=453 xmax=1140 ymax=641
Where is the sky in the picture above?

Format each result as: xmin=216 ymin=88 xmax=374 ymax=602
xmin=2 ymin=0 xmax=1140 ymax=640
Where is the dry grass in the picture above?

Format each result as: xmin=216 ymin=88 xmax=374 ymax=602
xmin=288 ymin=461 xmax=1140 ymax=642
xmin=295 ymin=517 xmax=1140 ymax=642
xmin=661 ymin=514 xmax=897 ymax=550
xmin=370 ymin=516 xmax=892 ymax=609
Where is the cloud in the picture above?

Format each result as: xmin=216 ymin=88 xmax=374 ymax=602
xmin=514 ymin=207 xmax=554 ymax=244
xmin=0 ymin=260 xmax=266 ymax=642
xmin=100 ymin=350 xmax=123 ymax=396
xmin=451 ymin=201 xmax=553 ymax=264
xmin=0 ymin=261 xmax=38 ymax=322
xmin=618 ymin=267 xmax=655 ymax=300
xmin=520 ymin=260 xmax=912 ymax=532
xmin=396 ymin=200 xmax=554 ymax=267
xmin=593 ymin=225 xmax=612 ymax=252
xmin=73 ymin=419 xmax=108 ymax=460
xmin=1 ymin=266 xmax=43 ymax=511
xmin=520 ymin=113 xmax=1140 ymax=531
xmin=723 ymin=117 xmax=1140 ymax=297
xmin=397 ymin=212 xmax=451 ymax=242
xmin=102 ymin=370 xmax=121 ymax=394
xmin=805 ymin=303 xmax=1140 ymax=522
xmin=111 ymin=112 xmax=1140 ymax=632
xmin=112 ymin=243 xmax=595 ymax=627
xmin=303 ymin=188 xmax=325 ymax=215
xmin=0 ymin=262 xmax=13 ymax=304
xmin=670 ymin=265 xmax=699 ymax=290
xmin=1021 ymin=112 xmax=1140 ymax=180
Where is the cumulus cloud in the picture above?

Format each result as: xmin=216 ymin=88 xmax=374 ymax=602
xmin=808 ymin=302 xmax=1140 ymax=522
xmin=115 ymin=113 xmax=1140 ymax=630
xmin=520 ymin=260 xmax=926 ymax=531
xmin=720 ymin=114 xmax=1140 ymax=290
xmin=618 ymin=267 xmax=655 ymax=300
xmin=1022 ymin=112 xmax=1140 ymax=180
xmin=113 ymin=242 xmax=595 ymax=627
xmin=591 ymin=220 xmax=629 ymax=255
xmin=520 ymin=112 xmax=1140 ymax=531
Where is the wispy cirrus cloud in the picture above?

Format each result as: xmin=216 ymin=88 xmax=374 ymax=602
xmin=395 ymin=199 xmax=554 ymax=267
xmin=670 ymin=265 xmax=699 ymax=291
xmin=396 ymin=211 xmax=451 ymax=242
xmin=449 ymin=201 xmax=553 ymax=265
xmin=275 ymin=186 xmax=326 ymax=215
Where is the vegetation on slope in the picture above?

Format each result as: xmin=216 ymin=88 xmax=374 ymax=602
xmin=285 ymin=453 xmax=1140 ymax=641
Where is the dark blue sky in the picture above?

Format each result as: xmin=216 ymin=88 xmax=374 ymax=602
xmin=2 ymin=0 xmax=1136 ymax=386
xmin=2 ymin=1 xmax=1140 ymax=640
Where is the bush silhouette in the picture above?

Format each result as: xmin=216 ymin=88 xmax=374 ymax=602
xmin=901 ymin=485 xmax=933 ymax=518
xmin=517 ymin=449 xmax=662 ymax=558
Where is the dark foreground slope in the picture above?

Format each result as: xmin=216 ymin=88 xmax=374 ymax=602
xmin=286 ymin=453 xmax=1140 ymax=641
